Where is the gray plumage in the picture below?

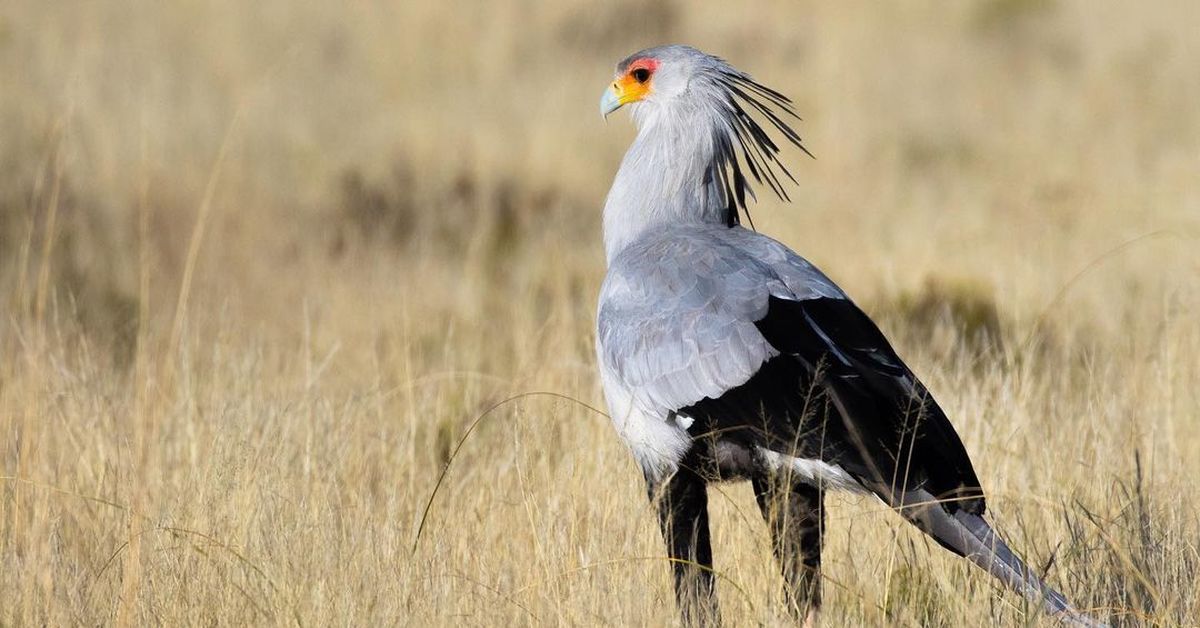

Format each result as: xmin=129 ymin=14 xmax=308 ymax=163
xmin=594 ymin=45 xmax=1101 ymax=626
xmin=599 ymin=224 xmax=843 ymax=421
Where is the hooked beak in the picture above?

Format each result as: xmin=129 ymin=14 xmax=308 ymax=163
xmin=600 ymin=73 xmax=651 ymax=121
xmin=599 ymin=84 xmax=621 ymax=120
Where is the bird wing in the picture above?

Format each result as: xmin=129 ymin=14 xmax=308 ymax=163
xmin=597 ymin=225 xmax=843 ymax=419
xmin=598 ymin=225 xmax=985 ymax=513
xmin=727 ymin=295 xmax=986 ymax=511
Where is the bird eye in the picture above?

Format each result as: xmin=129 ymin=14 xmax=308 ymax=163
xmin=631 ymin=68 xmax=651 ymax=83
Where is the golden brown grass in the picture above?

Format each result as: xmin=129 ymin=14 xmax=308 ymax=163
xmin=2 ymin=1 xmax=1198 ymax=625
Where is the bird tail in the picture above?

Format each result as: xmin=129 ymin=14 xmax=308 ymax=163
xmin=893 ymin=490 xmax=1105 ymax=627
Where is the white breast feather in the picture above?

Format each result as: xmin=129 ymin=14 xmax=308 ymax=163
xmin=599 ymin=363 xmax=692 ymax=483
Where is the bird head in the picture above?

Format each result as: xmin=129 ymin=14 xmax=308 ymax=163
xmin=599 ymin=46 xmax=702 ymax=119
xmin=600 ymin=45 xmax=812 ymax=227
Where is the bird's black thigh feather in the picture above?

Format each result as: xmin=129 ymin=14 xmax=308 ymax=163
xmin=649 ymin=462 xmax=720 ymax=627
xmin=752 ymin=472 xmax=824 ymax=619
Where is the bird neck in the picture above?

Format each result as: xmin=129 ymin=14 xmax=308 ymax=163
xmin=602 ymin=102 xmax=726 ymax=263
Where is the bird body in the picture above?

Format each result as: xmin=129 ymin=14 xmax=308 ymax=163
xmin=597 ymin=223 xmax=847 ymax=483
xmin=594 ymin=45 xmax=1100 ymax=626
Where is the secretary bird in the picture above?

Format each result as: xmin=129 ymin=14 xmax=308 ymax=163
xmin=594 ymin=45 xmax=1098 ymax=626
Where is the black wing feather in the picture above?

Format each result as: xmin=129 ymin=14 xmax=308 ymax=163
xmin=681 ymin=296 xmax=986 ymax=515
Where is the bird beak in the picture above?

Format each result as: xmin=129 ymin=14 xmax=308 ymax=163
xmin=600 ymin=84 xmax=622 ymax=120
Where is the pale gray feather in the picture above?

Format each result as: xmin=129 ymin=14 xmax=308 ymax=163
xmin=597 ymin=223 xmax=843 ymax=418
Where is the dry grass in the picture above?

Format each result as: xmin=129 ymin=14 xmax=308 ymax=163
xmin=2 ymin=0 xmax=1199 ymax=625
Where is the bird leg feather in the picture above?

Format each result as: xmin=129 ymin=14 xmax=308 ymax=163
xmin=650 ymin=462 xmax=721 ymax=627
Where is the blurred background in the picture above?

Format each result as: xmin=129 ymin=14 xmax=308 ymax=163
xmin=1 ymin=1 xmax=1198 ymax=625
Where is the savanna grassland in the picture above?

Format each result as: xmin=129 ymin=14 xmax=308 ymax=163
xmin=1 ymin=1 xmax=1198 ymax=625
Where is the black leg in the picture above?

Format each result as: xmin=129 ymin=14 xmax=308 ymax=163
xmin=752 ymin=473 xmax=824 ymax=624
xmin=649 ymin=466 xmax=719 ymax=627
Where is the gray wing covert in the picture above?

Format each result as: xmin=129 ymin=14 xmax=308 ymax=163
xmin=596 ymin=226 xmax=844 ymax=418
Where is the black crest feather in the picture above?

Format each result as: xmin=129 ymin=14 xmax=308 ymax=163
xmin=709 ymin=71 xmax=812 ymax=227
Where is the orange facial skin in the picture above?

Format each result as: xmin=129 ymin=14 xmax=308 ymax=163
xmin=612 ymin=58 xmax=658 ymax=106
